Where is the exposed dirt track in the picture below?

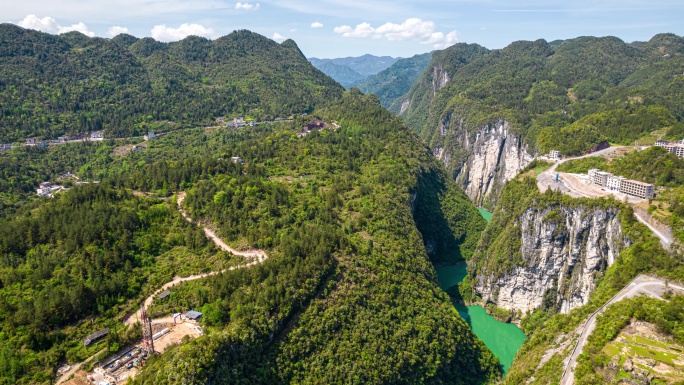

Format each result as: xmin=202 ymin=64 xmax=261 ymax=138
xmin=123 ymin=192 xmax=268 ymax=326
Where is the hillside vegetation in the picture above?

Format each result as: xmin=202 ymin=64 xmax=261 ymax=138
xmin=132 ymin=90 xmax=497 ymax=385
xmin=0 ymin=24 xmax=343 ymax=142
xmin=0 ymin=91 xmax=498 ymax=384
xmin=464 ymin=171 xmax=684 ymax=384
xmin=396 ymin=34 xmax=684 ymax=157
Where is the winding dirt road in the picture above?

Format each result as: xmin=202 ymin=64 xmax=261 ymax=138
xmin=123 ymin=192 xmax=268 ymax=326
xmin=560 ymin=275 xmax=684 ymax=385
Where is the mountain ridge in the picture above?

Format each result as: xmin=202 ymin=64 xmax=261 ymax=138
xmin=0 ymin=24 xmax=343 ymax=142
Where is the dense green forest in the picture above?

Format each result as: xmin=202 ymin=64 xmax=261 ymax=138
xmin=0 ymin=24 xmax=343 ymax=142
xmin=0 ymin=184 xmax=223 ymax=384
xmin=0 ymin=91 xmax=499 ymax=384
xmin=397 ymin=34 xmax=684 ymax=159
xmin=357 ymin=52 xmax=433 ymax=108
xmin=132 ymin=90 xmax=497 ymax=385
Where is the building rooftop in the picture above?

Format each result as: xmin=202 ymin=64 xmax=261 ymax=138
xmin=623 ymin=179 xmax=654 ymax=188
xmin=184 ymin=310 xmax=202 ymax=320
xmin=83 ymin=328 xmax=109 ymax=346
xmin=156 ymin=290 xmax=171 ymax=300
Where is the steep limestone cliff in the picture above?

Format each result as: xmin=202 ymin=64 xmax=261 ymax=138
xmin=432 ymin=118 xmax=533 ymax=208
xmin=474 ymin=196 xmax=631 ymax=314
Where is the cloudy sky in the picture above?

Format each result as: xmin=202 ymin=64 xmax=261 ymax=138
xmin=5 ymin=0 xmax=684 ymax=58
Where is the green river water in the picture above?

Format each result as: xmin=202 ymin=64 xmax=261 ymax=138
xmin=433 ymin=208 xmax=526 ymax=374
xmin=477 ymin=208 xmax=493 ymax=223
xmin=435 ymin=264 xmax=526 ymax=373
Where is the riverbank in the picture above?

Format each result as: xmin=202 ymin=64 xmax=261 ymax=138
xmin=435 ymin=264 xmax=526 ymax=373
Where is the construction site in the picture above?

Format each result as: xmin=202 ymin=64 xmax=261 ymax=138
xmin=60 ymin=304 xmax=202 ymax=385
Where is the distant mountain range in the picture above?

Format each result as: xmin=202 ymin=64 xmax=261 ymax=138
xmin=356 ymin=52 xmax=433 ymax=108
xmin=308 ymin=54 xmax=401 ymax=88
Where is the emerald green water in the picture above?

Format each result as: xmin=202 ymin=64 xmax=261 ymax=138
xmin=435 ymin=264 xmax=526 ymax=374
xmin=477 ymin=208 xmax=493 ymax=223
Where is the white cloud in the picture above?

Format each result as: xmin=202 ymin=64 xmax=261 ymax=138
xmin=333 ymin=22 xmax=375 ymax=38
xmin=235 ymin=2 xmax=260 ymax=10
xmin=107 ymin=26 xmax=129 ymax=37
xmin=272 ymin=32 xmax=286 ymax=42
xmin=333 ymin=18 xmax=459 ymax=48
xmin=311 ymin=22 xmax=324 ymax=29
xmin=16 ymin=14 xmax=95 ymax=37
xmin=151 ymin=23 xmax=214 ymax=42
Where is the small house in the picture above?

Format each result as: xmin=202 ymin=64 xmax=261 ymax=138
xmin=655 ymin=140 xmax=670 ymax=148
xmin=233 ymin=117 xmax=246 ymax=128
xmin=90 ymin=131 xmax=104 ymax=140
xmin=144 ymin=131 xmax=156 ymax=141
xmin=231 ymin=157 xmax=243 ymax=164
xmin=156 ymin=290 xmax=171 ymax=300
xmin=26 ymin=138 xmax=37 ymax=145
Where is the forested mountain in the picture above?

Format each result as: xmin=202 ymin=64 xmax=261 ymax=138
xmin=357 ymin=52 xmax=433 ymax=108
xmin=307 ymin=61 xmax=365 ymax=88
xmin=0 ymin=90 xmax=498 ymax=384
xmin=310 ymin=54 xmax=400 ymax=76
xmin=392 ymin=34 xmax=684 ymax=207
xmin=131 ymin=90 xmax=497 ymax=385
xmin=398 ymin=34 xmax=684 ymax=151
xmin=0 ymin=24 xmax=343 ymax=142
xmin=309 ymin=54 xmax=400 ymax=88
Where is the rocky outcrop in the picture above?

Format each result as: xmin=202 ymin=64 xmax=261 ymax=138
xmin=474 ymin=205 xmax=631 ymax=314
xmin=434 ymin=118 xmax=533 ymax=208
xmin=431 ymin=64 xmax=450 ymax=95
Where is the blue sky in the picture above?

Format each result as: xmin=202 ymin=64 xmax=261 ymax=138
xmin=6 ymin=0 xmax=684 ymax=58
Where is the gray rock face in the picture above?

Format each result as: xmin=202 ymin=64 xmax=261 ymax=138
xmin=431 ymin=64 xmax=450 ymax=95
xmin=434 ymin=118 xmax=533 ymax=207
xmin=474 ymin=205 xmax=630 ymax=314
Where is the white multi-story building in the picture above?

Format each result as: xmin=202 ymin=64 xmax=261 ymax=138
xmin=620 ymin=179 xmax=655 ymax=200
xmin=588 ymin=169 xmax=656 ymax=199
xmin=665 ymin=144 xmax=684 ymax=158
xmin=593 ymin=171 xmax=611 ymax=187
xmin=606 ymin=175 xmax=625 ymax=191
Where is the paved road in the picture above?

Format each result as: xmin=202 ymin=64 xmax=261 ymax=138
xmin=123 ymin=193 xmax=268 ymax=326
xmin=560 ymin=275 xmax=684 ymax=385
xmin=536 ymin=146 xmax=673 ymax=250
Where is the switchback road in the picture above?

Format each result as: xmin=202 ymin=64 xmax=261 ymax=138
xmin=123 ymin=192 xmax=268 ymax=326
xmin=560 ymin=275 xmax=684 ymax=385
